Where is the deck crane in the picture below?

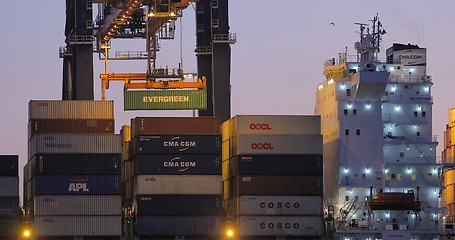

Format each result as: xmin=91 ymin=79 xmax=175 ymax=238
xmin=62 ymin=0 xmax=235 ymax=122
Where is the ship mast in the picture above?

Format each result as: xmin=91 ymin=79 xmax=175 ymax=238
xmin=354 ymin=14 xmax=386 ymax=71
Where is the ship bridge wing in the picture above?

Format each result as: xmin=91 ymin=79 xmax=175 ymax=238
xmin=350 ymin=71 xmax=388 ymax=101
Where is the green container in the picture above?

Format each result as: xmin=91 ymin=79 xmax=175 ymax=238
xmin=0 ymin=218 xmax=19 ymax=237
xmin=124 ymin=90 xmax=207 ymax=110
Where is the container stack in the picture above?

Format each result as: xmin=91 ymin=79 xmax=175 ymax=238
xmin=222 ymin=115 xmax=324 ymax=238
xmin=24 ymin=100 xmax=122 ymax=238
xmin=122 ymin=117 xmax=223 ymax=238
xmin=0 ymin=155 xmax=20 ymax=239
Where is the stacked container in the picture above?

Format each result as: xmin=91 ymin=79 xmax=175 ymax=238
xmin=0 ymin=155 xmax=20 ymax=239
xmin=122 ymin=117 xmax=223 ymax=238
xmin=24 ymin=100 xmax=122 ymax=238
xmin=222 ymin=115 xmax=324 ymax=238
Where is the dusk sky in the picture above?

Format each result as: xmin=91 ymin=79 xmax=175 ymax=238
xmin=1 ymin=1 xmax=455 ymax=201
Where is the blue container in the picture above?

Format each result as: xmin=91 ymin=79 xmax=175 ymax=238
xmin=133 ymin=154 xmax=221 ymax=175
xmin=0 ymin=155 xmax=18 ymax=177
xmin=135 ymin=216 xmax=222 ymax=236
xmin=34 ymin=175 xmax=120 ymax=195
xmin=0 ymin=197 xmax=20 ymax=217
xmin=30 ymin=154 xmax=121 ymax=176
xmin=135 ymin=195 xmax=222 ymax=216
xmin=224 ymin=155 xmax=322 ymax=180
xmin=132 ymin=135 xmax=221 ymax=155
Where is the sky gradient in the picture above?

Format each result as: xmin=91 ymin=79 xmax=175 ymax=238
xmin=1 ymin=1 xmax=454 ymax=201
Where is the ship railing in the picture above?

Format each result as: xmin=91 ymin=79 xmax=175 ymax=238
xmin=383 ymin=135 xmax=437 ymax=144
xmin=388 ymin=74 xmax=432 ymax=83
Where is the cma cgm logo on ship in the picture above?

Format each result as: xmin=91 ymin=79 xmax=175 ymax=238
xmin=249 ymin=123 xmax=272 ymax=131
xmin=163 ymin=136 xmax=196 ymax=152
xmin=398 ymin=50 xmax=423 ymax=64
xmin=68 ymin=178 xmax=89 ymax=192
xmin=164 ymin=157 xmax=196 ymax=172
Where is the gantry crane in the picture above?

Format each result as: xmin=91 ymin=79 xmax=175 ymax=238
xmin=61 ymin=0 xmax=235 ymax=122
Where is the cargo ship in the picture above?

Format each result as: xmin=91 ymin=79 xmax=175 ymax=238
xmin=315 ymin=15 xmax=443 ymax=239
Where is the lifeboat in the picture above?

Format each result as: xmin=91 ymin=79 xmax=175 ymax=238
xmin=369 ymin=191 xmax=421 ymax=211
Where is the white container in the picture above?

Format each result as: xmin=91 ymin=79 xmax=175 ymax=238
xmin=222 ymin=115 xmax=321 ymax=141
xmin=134 ymin=175 xmax=222 ymax=195
xmin=28 ymin=134 xmax=122 ymax=158
xmin=224 ymin=195 xmax=323 ymax=216
xmin=33 ymin=195 xmax=121 ymax=216
xmin=33 ymin=215 xmax=121 ymax=236
xmin=0 ymin=177 xmax=19 ymax=197
xmin=231 ymin=216 xmax=323 ymax=237
xmin=29 ymin=100 xmax=114 ymax=119
xmin=224 ymin=134 xmax=322 ymax=160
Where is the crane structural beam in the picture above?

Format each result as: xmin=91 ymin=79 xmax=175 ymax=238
xmin=100 ymin=73 xmax=206 ymax=90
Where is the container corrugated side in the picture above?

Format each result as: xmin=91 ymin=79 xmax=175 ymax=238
xmin=223 ymin=134 xmax=322 ymax=160
xmin=222 ymin=115 xmax=321 ymax=141
xmin=0 ymin=177 xmax=19 ymax=197
xmin=124 ymin=89 xmax=207 ymax=110
xmin=33 ymin=195 xmax=121 ymax=215
xmin=28 ymin=119 xmax=115 ymax=139
xmin=135 ymin=216 xmax=221 ymax=236
xmin=0 ymin=218 xmax=20 ymax=237
xmin=132 ymin=135 xmax=221 ymax=155
xmin=134 ymin=195 xmax=222 ymax=216
xmin=0 ymin=155 xmax=18 ymax=176
xmin=230 ymin=216 xmax=323 ymax=237
xmin=30 ymin=154 xmax=121 ymax=176
xmin=34 ymin=175 xmax=120 ymax=195
xmin=223 ymin=195 xmax=323 ymax=216
xmin=131 ymin=117 xmax=220 ymax=135
xmin=28 ymin=134 xmax=122 ymax=157
xmin=33 ymin=215 xmax=121 ymax=236
xmin=224 ymin=175 xmax=322 ymax=199
xmin=222 ymin=154 xmax=322 ymax=180
xmin=29 ymin=100 xmax=114 ymax=119
xmin=134 ymin=175 xmax=222 ymax=195
xmin=133 ymin=154 xmax=221 ymax=175
xmin=0 ymin=197 xmax=20 ymax=217
xmin=121 ymin=124 xmax=132 ymax=142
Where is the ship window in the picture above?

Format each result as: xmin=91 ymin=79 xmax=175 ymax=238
xmin=345 ymin=129 xmax=349 ymax=135
xmin=414 ymin=111 xmax=418 ymax=117
xmin=422 ymin=111 xmax=426 ymax=117
xmin=353 ymin=109 xmax=357 ymax=115
xmin=344 ymin=109 xmax=348 ymax=115
xmin=377 ymin=174 xmax=381 ymax=180
xmin=391 ymin=173 xmax=396 ymax=179
xmin=346 ymin=89 xmax=351 ymax=96
xmin=345 ymin=196 xmax=349 ymax=201
xmin=356 ymin=129 xmax=360 ymax=135
xmin=411 ymin=173 xmax=417 ymax=181
xmin=399 ymin=152 xmax=404 ymax=157
xmin=417 ymin=132 xmax=420 ymax=136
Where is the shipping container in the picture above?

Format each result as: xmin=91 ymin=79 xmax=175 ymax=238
xmin=0 ymin=177 xmax=19 ymax=197
xmin=0 ymin=218 xmax=20 ymax=237
xmin=222 ymin=154 xmax=322 ymax=180
xmin=29 ymin=100 xmax=114 ymax=119
xmin=223 ymin=195 xmax=323 ymax=216
xmin=222 ymin=115 xmax=321 ymax=141
xmin=121 ymin=125 xmax=132 ymax=142
xmin=134 ymin=175 xmax=222 ymax=195
xmin=135 ymin=216 xmax=221 ymax=236
xmin=24 ymin=179 xmax=32 ymax=202
xmin=29 ymin=154 xmax=121 ymax=176
xmin=131 ymin=117 xmax=220 ymax=135
xmin=34 ymin=175 xmax=120 ymax=195
xmin=33 ymin=195 xmax=121 ymax=216
xmin=0 ymin=197 xmax=20 ymax=217
xmin=132 ymin=135 xmax=221 ymax=155
xmin=28 ymin=119 xmax=115 ymax=139
xmin=133 ymin=154 xmax=221 ymax=175
xmin=123 ymin=141 xmax=131 ymax=161
xmin=134 ymin=195 xmax=222 ymax=216
xmin=123 ymin=179 xmax=133 ymax=202
xmin=0 ymin=155 xmax=18 ymax=176
xmin=124 ymin=89 xmax=207 ymax=110
xmin=223 ymin=134 xmax=323 ymax=160
xmin=28 ymin=134 xmax=122 ymax=158
xmin=33 ymin=215 xmax=121 ymax=236
xmin=224 ymin=175 xmax=322 ymax=199
xmin=229 ymin=216 xmax=323 ymax=237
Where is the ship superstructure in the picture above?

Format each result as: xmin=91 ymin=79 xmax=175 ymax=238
xmin=315 ymin=15 xmax=442 ymax=239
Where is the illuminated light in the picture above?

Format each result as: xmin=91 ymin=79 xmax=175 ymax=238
xmin=407 ymin=168 xmax=412 ymax=174
xmin=406 ymin=146 xmax=410 ymax=151
xmin=317 ymin=84 xmax=324 ymax=90
xmin=418 ymin=106 xmax=422 ymax=111
xmin=170 ymin=12 xmax=176 ymax=17
xmin=23 ymin=229 xmax=31 ymax=238
xmin=365 ymin=167 xmax=370 ymax=174
xmin=395 ymin=105 xmax=400 ymax=111
xmin=414 ymin=125 xmax=418 ymax=128
xmin=366 ymin=103 xmax=371 ymax=109
xmin=147 ymin=12 xmax=154 ymax=17
xmin=344 ymin=168 xmax=349 ymax=173
xmin=384 ymin=168 xmax=388 ymax=173
xmin=389 ymin=66 xmax=394 ymax=71
xmin=327 ymin=79 xmax=334 ymax=85
xmin=386 ymin=212 xmax=390 ymax=218
xmin=226 ymin=229 xmax=234 ymax=238
xmin=391 ymin=85 xmax=396 ymax=91
xmin=424 ymin=86 xmax=429 ymax=91
xmin=340 ymin=84 xmax=346 ymax=89
xmin=347 ymin=103 xmax=352 ymax=109
xmin=430 ymin=147 xmax=433 ymax=151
